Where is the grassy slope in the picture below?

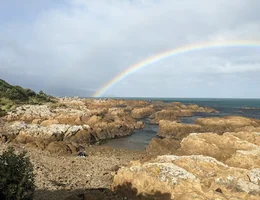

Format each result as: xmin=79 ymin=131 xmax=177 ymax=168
xmin=0 ymin=79 xmax=55 ymax=116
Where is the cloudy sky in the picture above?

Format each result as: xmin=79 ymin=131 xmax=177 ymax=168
xmin=1 ymin=0 xmax=260 ymax=98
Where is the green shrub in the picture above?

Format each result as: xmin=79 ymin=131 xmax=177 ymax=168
xmin=0 ymin=147 xmax=35 ymax=200
xmin=5 ymin=88 xmax=28 ymax=101
xmin=24 ymin=89 xmax=36 ymax=97
xmin=0 ymin=108 xmax=6 ymax=117
xmin=0 ymin=79 xmax=56 ymax=112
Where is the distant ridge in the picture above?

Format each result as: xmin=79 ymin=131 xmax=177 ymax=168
xmin=0 ymin=79 xmax=54 ymax=116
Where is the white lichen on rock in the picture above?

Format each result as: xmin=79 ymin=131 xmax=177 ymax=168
xmin=248 ymin=168 xmax=260 ymax=185
xmin=156 ymin=155 xmax=228 ymax=167
xmin=144 ymin=162 xmax=199 ymax=185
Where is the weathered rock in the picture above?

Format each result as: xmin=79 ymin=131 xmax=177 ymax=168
xmin=186 ymin=104 xmax=218 ymax=113
xmin=59 ymin=97 xmax=86 ymax=107
xmin=131 ymin=106 xmax=155 ymax=119
xmin=146 ymin=138 xmax=181 ymax=155
xmin=3 ymin=123 xmax=91 ymax=149
xmin=40 ymin=119 xmax=59 ymax=126
xmin=25 ymin=139 xmax=49 ymax=150
xmin=83 ymin=112 xmax=140 ymax=140
xmin=158 ymin=120 xmax=201 ymax=139
xmin=91 ymin=122 xmax=133 ymax=140
xmin=54 ymin=110 xmax=83 ymax=125
xmin=158 ymin=116 xmax=260 ymax=140
xmin=45 ymin=141 xmax=76 ymax=155
xmin=113 ymin=160 xmax=200 ymax=199
xmin=135 ymin=121 xmax=145 ymax=129
xmin=223 ymin=131 xmax=260 ymax=146
xmin=178 ymin=132 xmax=260 ymax=167
xmin=225 ymin=149 xmax=260 ymax=169
xmin=113 ymin=155 xmax=260 ymax=199
xmin=236 ymin=179 xmax=260 ymax=194
xmin=248 ymin=168 xmax=260 ymax=185
xmin=66 ymin=129 xmax=96 ymax=145
xmin=150 ymin=110 xmax=179 ymax=124
xmin=32 ymin=119 xmax=43 ymax=124
xmin=6 ymin=105 xmax=54 ymax=122
xmin=196 ymin=116 xmax=260 ymax=133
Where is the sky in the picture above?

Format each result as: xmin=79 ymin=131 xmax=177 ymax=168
xmin=1 ymin=0 xmax=260 ymax=98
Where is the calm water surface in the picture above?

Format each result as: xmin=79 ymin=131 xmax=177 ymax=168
xmin=102 ymin=98 xmax=260 ymax=150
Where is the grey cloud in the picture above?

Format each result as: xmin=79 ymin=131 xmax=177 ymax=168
xmin=1 ymin=0 xmax=260 ymax=97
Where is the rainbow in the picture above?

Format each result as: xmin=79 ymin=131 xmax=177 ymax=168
xmin=92 ymin=40 xmax=260 ymax=97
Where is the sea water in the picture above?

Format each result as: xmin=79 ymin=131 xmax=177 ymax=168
xmin=102 ymin=98 xmax=260 ymax=150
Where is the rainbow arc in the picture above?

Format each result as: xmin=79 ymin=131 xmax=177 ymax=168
xmin=92 ymin=40 xmax=260 ymax=97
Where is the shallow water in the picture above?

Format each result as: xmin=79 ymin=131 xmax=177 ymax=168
xmin=102 ymin=98 xmax=260 ymax=150
xmin=102 ymin=119 xmax=158 ymax=151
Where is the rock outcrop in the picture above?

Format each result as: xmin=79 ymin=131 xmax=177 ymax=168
xmin=113 ymin=155 xmax=260 ymax=199
xmin=2 ymin=99 xmax=222 ymax=157
xmin=146 ymin=138 xmax=181 ymax=155
xmin=6 ymin=105 xmax=55 ymax=122
xmin=150 ymin=102 xmax=218 ymax=124
xmin=158 ymin=120 xmax=201 ymax=139
xmin=196 ymin=116 xmax=260 ymax=133
xmin=157 ymin=116 xmax=260 ymax=139
xmin=177 ymin=132 xmax=260 ymax=168
xmin=1 ymin=100 xmax=148 ymax=154
xmin=150 ymin=110 xmax=181 ymax=124
xmin=131 ymin=106 xmax=155 ymax=119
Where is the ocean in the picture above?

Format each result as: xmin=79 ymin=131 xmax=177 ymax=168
xmin=102 ymin=98 xmax=260 ymax=150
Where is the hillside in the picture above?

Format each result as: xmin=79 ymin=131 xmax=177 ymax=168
xmin=0 ymin=79 xmax=55 ymax=116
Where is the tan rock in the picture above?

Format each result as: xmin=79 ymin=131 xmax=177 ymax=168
xmin=150 ymin=110 xmax=179 ymax=124
xmin=40 ymin=119 xmax=59 ymax=126
xmin=113 ymin=155 xmax=260 ymax=199
xmin=25 ymin=140 xmax=49 ymax=150
xmin=135 ymin=121 xmax=145 ymax=129
xmin=113 ymin=160 xmax=201 ymax=200
xmin=158 ymin=120 xmax=201 ymax=139
xmin=45 ymin=141 xmax=73 ymax=155
xmin=225 ymin=149 xmax=260 ymax=169
xmin=66 ymin=129 xmax=96 ymax=144
xmin=146 ymin=138 xmax=181 ymax=155
xmin=32 ymin=119 xmax=43 ymax=124
xmin=248 ymin=168 xmax=260 ymax=185
xmin=131 ymin=106 xmax=155 ymax=119
xmin=196 ymin=116 xmax=260 ymax=133
xmin=178 ymin=132 xmax=260 ymax=166
xmin=6 ymin=105 xmax=54 ymax=122
xmin=223 ymin=132 xmax=260 ymax=146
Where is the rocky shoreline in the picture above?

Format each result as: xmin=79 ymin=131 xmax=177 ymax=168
xmin=0 ymin=98 xmax=260 ymax=199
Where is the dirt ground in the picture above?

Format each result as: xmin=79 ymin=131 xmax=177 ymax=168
xmin=0 ymin=143 xmax=147 ymax=200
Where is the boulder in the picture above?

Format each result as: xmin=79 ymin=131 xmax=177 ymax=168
xmin=158 ymin=120 xmax=201 ymax=139
xmin=196 ymin=116 xmax=260 ymax=133
xmin=135 ymin=121 xmax=145 ymax=129
xmin=146 ymin=138 xmax=181 ymax=155
xmin=113 ymin=155 xmax=260 ymax=199
xmin=40 ymin=119 xmax=59 ymax=126
xmin=177 ymin=132 xmax=260 ymax=167
xmin=25 ymin=140 xmax=49 ymax=150
xmin=6 ymin=105 xmax=54 ymax=122
xmin=150 ymin=110 xmax=179 ymax=124
xmin=157 ymin=116 xmax=260 ymax=140
xmin=131 ymin=106 xmax=155 ymax=119
xmin=66 ymin=129 xmax=96 ymax=144
xmin=45 ymin=141 xmax=76 ymax=155
xmin=225 ymin=149 xmax=260 ymax=169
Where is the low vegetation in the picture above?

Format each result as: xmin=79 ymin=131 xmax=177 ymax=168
xmin=0 ymin=79 xmax=55 ymax=115
xmin=0 ymin=147 xmax=35 ymax=200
